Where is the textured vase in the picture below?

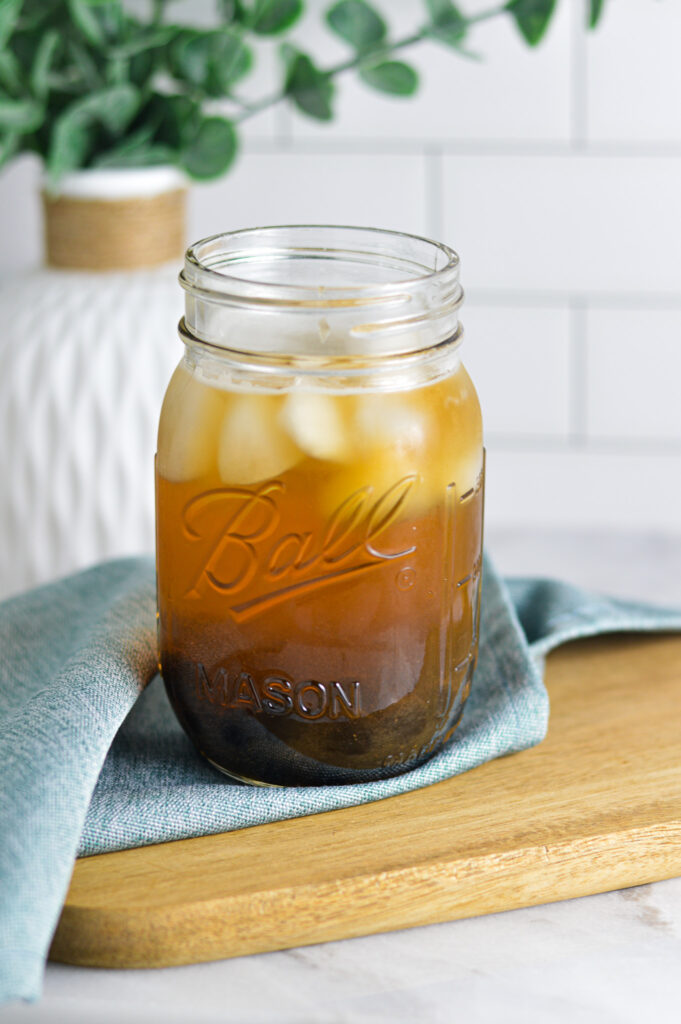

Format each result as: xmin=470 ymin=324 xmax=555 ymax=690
xmin=0 ymin=168 xmax=186 ymax=599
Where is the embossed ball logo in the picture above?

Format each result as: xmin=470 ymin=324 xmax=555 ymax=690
xmin=181 ymin=475 xmax=418 ymax=620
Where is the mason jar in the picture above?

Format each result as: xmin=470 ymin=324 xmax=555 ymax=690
xmin=156 ymin=225 xmax=484 ymax=786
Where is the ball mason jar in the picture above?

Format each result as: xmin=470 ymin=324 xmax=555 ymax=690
xmin=156 ymin=226 xmax=484 ymax=786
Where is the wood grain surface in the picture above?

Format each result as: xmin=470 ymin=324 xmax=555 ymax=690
xmin=50 ymin=633 xmax=681 ymax=969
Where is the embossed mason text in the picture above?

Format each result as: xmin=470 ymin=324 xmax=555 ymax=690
xmin=195 ymin=664 xmax=362 ymax=721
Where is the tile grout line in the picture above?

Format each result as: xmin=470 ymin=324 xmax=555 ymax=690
xmin=241 ymin=139 xmax=681 ymax=158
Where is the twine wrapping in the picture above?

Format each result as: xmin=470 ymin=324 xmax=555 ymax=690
xmin=42 ymin=188 xmax=187 ymax=271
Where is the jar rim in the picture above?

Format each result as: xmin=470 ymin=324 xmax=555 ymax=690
xmin=180 ymin=225 xmax=460 ymax=307
xmin=179 ymin=225 xmax=463 ymax=359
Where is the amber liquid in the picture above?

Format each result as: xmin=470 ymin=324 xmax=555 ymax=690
xmin=156 ymin=363 xmax=484 ymax=785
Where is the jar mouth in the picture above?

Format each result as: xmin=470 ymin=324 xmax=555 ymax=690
xmin=182 ymin=225 xmax=460 ymax=304
xmin=180 ymin=225 xmax=463 ymax=358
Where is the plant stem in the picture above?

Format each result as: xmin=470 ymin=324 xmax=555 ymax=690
xmin=467 ymin=4 xmax=508 ymax=26
xmin=235 ymin=3 xmax=508 ymax=124
xmin=234 ymin=31 xmax=425 ymax=124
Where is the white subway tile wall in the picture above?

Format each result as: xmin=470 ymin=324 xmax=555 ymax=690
xmin=585 ymin=2 xmax=681 ymax=144
xmin=585 ymin=308 xmax=681 ymax=442
xmin=442 ymin=154 xmax=681 ymax=294
xmin=462 ymin=303 xmax=572 ymax=440
xmin=189 ymin=151 xmax=430 ymax=239
xmin=1 ymin=0 xmax=680 ymax=533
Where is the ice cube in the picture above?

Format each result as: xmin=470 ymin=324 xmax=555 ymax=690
xmin=353 ymin=393 xmax=427 ymax=454
xmin=438 ymin=365 xmax=484 ymax=497
xmin=317 ymin=376 xmax=483 ymax=518
xmin=157 ymin=364 xmax=225 ymax=482
xmin=280 ymin=391 xmax=350 ymax=461
xmin=218 ymin=394 xmax=301 ymax=485
xmin=317 ymin=393 xmax=428 ymax=518
xmin=317 ymin=450 xmax=423 ymax=524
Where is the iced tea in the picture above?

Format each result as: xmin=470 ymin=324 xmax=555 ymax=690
xmin=156 ymin=354 xmax=483 ymax=785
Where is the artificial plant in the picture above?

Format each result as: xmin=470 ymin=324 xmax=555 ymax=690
xmin=0 ymin=0 xmax=607 ymax=187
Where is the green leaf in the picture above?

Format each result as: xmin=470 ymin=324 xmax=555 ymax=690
xmin=98 ymin=0 xmax=125 ymax=39
xmin=68 ymin=0 xmax=124 ymax=47
xmin=505 ymin=0 xmax=557 ymax=46
xmin=0 ymin=96 xmax=43 ymax=132
xmin=284 ymin=51 xmax=334 ymax=120
xmin=0 ymin=0 xmax=22 ymax=48
xmin=359 ymin=60 xmax=418 ymax=96
xmin=171 ymin=29 xmax=252 ymax=95
xmin=67 ymin=39 xmax=102 ymax=90
xmin=150 ymin=93 xmax=200 ymax=147
xmin=218 ymin=0 xmax=246 ymax=22
xmin=47 ymin=121 xmax=91 ymax=183
xmin=93 ymin=137 xmax=175 ymax=168
xmin=424 ymin=0 xmax=467 ymax=48
xmin=180 ymin=115 xmax=237 ymax=179
xmin=30 ymin=30 xmax=60 ymax=99
xmin=105 ymin=57 xmax=130 ymax=87
xmin=0 ymin=129 xmax=19 ymax=169
xmin=47 ymin=84 xmax=140 ymax=182
xmin=81 ymin=84 xmax=140 ymax=134
xmin=0 ymin=50 xmax=22 ymax=95
xmin=68 ymin=0 xmax=104 ymax=46
xmin=15 ymin=0 xmax=59 ymax=31
xmin=250 ymin=0 xmax=303 ymax=34
xmin=279 ymin=41 xmax=297 ymax=71
xmin=92 ymin=119 xmax=156 ymax=159
xmin=589 ymin=0 xmax=606 ymax=29
xmin=129 ymin=48 xmax=156 ymax=88
xmin=326 ymin=0 xmax=386 ymax=52
xmin=108 ymin=25 xmax=176 ymax=59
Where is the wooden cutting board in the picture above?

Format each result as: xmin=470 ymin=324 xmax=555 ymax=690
xmin=50 ymin=633 xmax=681 ymax=969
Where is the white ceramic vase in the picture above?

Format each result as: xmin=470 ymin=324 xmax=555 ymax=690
xmin=0 ymin=167 xmax=186 ymax=599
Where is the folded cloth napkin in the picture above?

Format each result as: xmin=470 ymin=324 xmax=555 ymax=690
xmin=2 ymin=556 xmax=681 ymax=1005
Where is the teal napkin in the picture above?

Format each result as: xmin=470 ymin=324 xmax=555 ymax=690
xmin=2 ymin=556 xmax=681 ymax=1006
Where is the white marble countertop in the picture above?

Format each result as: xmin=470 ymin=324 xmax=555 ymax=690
xmin=6 ymin=528 xmax=681 ymax=1024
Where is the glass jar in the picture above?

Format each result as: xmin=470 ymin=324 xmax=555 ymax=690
xmin=156 ymin=226 xmax=484 ymax=786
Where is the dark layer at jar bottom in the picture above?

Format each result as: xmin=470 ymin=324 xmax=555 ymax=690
xmin=162 ymin=655 xmax=476 ymax=786
xmin=157 ymin=460 xmax=484 ymax=786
